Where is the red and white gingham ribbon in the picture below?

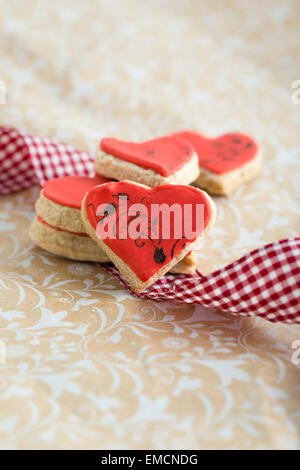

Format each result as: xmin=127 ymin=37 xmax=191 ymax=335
xmin=1 ymin=126 xmax=299 ymax=323
xmin=0 ymin=126 xmax=94 ymax=195
xmin=102 ymin=238 xmax=300 ymax=323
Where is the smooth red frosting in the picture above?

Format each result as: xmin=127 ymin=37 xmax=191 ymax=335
xmin=173 ymin=131 xmax=258 ymax=175
xmin=100 ymin=136 xmax=194 ymax=177
xmin=84 ymin=181 xmax=212 ymax=282
xmin=37 ymin=215 xmax=88 ymax=237
xmin=43 ymin=175 xmax=110 ymax=209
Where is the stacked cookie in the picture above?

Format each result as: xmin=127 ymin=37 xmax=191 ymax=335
xmin=30 ymin=131 xmax=261 ymax=292
xmin=96 ymin=132 xmax=262 ymax=196
xmin=172 ymin=131 xmax=262 ymax=196
xmin=30 ymin=175 xmax=199 ymax=279
xmin=30 ymin=175 xmax=110 ymax=262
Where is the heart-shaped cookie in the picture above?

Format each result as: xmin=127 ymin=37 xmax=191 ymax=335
xmin=43 ymin=174 xmax=110 ymax=209
xmin=173 ymin=131 xmax=261 ymax=195
xmin=175 ymin=131 xmax=258 ymax=174
xmin=95 ymin=136 xmax=199 ymax=187
xmin=81 ymin=181 xmax=216 ymax=292
xmin=32 ymin=175 xmax=199 ymax=274
xmin=31 ymin=175 xmax=112 ymax=263
xmin=36 ymin=174 xmax=110 ymax=233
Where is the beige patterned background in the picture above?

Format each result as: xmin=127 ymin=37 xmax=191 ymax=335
xmin=0 ymin=0 xmax=299 ymax=449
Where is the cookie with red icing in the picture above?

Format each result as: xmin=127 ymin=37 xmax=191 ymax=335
xmin=36 ymin=175 xmax=110 ymax=233
xmin=30 ymin=175 xmax=198 ymax=272
xmin=81 ymin=181 xmax=216 ymax=292
xmin=29 ymin=215 xmax=110 ymax=262
xmin=95 ymin=136 xmax=200 ymax=187
xmin=173 ymin=131 xmax=262 ymax=195
xmin=30 ymin=175 xmax=111 ymax=262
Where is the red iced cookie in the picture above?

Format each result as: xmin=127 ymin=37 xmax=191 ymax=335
xmin=43 ymin=174 xmax=110 ymax=209
xmin=36 ymin=215 xmax=88 ymax=237
xmin=100 ymin=136 xmax=194 ymax=177
xmin=82 ymin=181 xmax=216 ymax=292
xmin=174 ymin=131 xmax=258 ymax=175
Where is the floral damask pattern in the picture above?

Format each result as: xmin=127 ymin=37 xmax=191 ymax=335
xmin=0 ymin=0 xmax=299 ymax=449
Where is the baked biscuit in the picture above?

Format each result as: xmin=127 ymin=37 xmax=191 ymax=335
xmin=95 ymin=136 xmax=199 ymax=188
xmin=174 ymin=131 xmax=262 ymax=196
xmin=81 ymin=181 xmax=216 ymax=292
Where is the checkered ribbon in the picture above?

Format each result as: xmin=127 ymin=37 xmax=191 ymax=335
xmin=0 ymin=126 xmax=94 ymax=195
xmin=103 ymin=238 xmax=300 ymax=323
xmin=1 ymin=126 xmax=299 ymax=323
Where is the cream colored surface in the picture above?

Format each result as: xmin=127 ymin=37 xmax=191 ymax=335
xmin=95 ymin=150 xmax=199 ymax=187
xmin=0 ymin=0 xmax=300 ymax=450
